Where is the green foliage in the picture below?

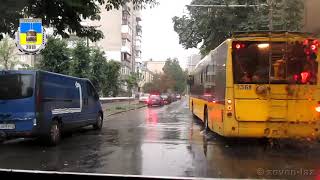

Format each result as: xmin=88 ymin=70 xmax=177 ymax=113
xmin=142 ymin=82 xmax=157 ymax=93
xmin=102 ymin=60 xmax=121 ymax=97
xmin=173 ymin=0 xmax=304 ymax=55
xmin=162 ymin=58 xmax=187 ymax=93
xmin=0 ymin=37 xmax=20 ymax=70
xmin=38 ymin=38 xmax=121 ymax=97
xmin=0 ymin=0 xmax=158 ymax=40
xmin=71 ymin=41 xmax=91 ymax=78
xmin=38 ymin=37 xmax=71 ymax=74
xmin=124 ymin=72 xmax=142 ymax=94
xmin=90 ymin=48 xmax=108 ymax=93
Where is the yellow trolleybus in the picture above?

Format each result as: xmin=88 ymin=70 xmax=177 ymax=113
xmin=188 ymin=32 xmax=320 ymax=139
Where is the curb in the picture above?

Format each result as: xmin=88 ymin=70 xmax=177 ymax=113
xmin=106 ymin=105 xmax=147 ymax=117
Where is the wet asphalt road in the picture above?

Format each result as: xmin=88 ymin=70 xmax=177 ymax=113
xmin=1 ymin=98 xmax=320 ymax=179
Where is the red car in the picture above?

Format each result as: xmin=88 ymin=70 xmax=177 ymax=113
xmin=147 ymin=94 xmax=164 ymax=107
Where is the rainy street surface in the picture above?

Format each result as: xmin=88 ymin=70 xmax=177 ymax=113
xmin=1 ymin=98 xmax=320 ymax=179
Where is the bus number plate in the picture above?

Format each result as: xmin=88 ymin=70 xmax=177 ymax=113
xmin=238 ymin=85 xmax=252 ymax=90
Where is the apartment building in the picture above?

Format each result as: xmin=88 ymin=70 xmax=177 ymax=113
xmin=88 ymin=3 xmax=142 ymax=77
xmin=136 ymin=61 xmax=154 ymax=92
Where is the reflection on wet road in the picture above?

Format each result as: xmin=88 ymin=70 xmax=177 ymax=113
xmin=0 ymin=98 xmax=320 ymax=179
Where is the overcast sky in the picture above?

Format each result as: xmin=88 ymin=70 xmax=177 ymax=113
xmin=141 ymin=0 xmax=199 ymax=69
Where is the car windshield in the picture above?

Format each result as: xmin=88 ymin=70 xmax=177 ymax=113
xmin=1 ymin=0 xmax=320 ymax=180
xmin=0 ymin=74 xmax=34 ymax=100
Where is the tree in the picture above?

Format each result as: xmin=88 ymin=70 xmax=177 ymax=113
xmin=0 ymin=0 xmax=158 ymax=40
xmin=102 ymin=60 xmax=121 ymax=97
xmin=142 ymin=59 xmax=187 ymax=94
xmin=90 ymin=48 xmax=108 ymax=93
xmin=37 ymin=38 xmax=122 ymax=97
xmin=71 ymin=41 xmax=91 ymax=78
xmin=142 ymin=82 xmax=158 ymax=93
xmin=124 ymin=72 xmax=141 ymax=96
xmin=0 ymin=37 xmax=20 ymax=70
xmin=89 ymin=49 xmax=122 ymax=96
xmin=162 ymin=58 xmax=187 ymax=93
xmin=173 ymin=0 xmax=304 ymax=55
xmin=37 ymin=37 xmax=71 ymax=74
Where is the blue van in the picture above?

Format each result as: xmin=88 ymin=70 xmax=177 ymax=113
xmin=0 ymin=70 xmax=103 ymax=145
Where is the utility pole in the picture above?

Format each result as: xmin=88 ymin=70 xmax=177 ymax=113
xmin=268 ymin=0 xmax=274 ymax=31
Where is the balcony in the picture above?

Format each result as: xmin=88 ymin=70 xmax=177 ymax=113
xmin=136 ymin=45 xmax=141 ymax=51
xmin=135 ymin=10 xmax=142 ymax=21
xmin=121 ymin=25 xmax=131 ymax=34
xmin=121 ymin=52 xmax=132 ymax=63
xmin=122 ymin=33 xmax=132 ymax=41
xmin=136 ymin=24 xmax=142 ymax=32
xmin=121 ymin=45 xmax=131 ymax=54
xmin=135 ymin=39 xmax=141 ymax=46
xmin=121 ymin=25 xmax=132 ymax=41
xmin=136 ymin=34 xmax=142 ymax=41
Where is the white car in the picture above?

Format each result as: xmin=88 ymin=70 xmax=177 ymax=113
xmin=139 ymin=93 xmax=150 ymax=103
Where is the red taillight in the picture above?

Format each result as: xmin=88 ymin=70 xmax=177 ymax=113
xmin=235 ymin=44 xmax=241 ymax=49
xmin=311 ymin=44 xmax=317 ymax=51
xmin=293 ymin=74 xmax=299 ymax=81
xmin=301 ymin=72 xmax=310 ymax=84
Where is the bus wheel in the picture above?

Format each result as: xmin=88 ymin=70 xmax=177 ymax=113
xmin=47 ymin=121 xmax=61 ymax=146
xmin=204 ymin=108 xmax=209 ymax=131
xmin=192 ymin=103 xmax=196 ymax=117
xmin=93 ymin=114 xmax=103 ymax=131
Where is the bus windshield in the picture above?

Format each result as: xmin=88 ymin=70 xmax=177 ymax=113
xmin=0 ymin=74 xmax=34 ymax=100
xmin=232 ymin=41 xmax=318 ymax=84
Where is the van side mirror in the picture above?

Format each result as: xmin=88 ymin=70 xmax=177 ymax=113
xmin=187 ymin=75 xmax=194 ymax=85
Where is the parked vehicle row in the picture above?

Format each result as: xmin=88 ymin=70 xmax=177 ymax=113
xmin=145 ymin=93 xmax=182 ymax=107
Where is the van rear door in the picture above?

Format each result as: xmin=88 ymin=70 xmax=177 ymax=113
xmin=0 ymin=72 xmax=36 ymax=131
xmin=85 ymin=81 xmax=99 ymax=121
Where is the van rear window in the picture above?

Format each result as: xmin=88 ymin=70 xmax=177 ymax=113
xmin=0 ymin=74 xmax=34 ymax=100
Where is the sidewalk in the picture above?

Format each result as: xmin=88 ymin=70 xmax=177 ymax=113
xmin=102 ymin=100 xmax=146 ymax=117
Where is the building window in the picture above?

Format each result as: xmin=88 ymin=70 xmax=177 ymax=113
xmin=121 ymin=52 xmax=131 ymax=62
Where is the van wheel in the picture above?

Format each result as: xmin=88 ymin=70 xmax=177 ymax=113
xmin=47 ymin=121 xmax=61 ymax=146
xmin=93 ymin=115 xmax=103 ymax=130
